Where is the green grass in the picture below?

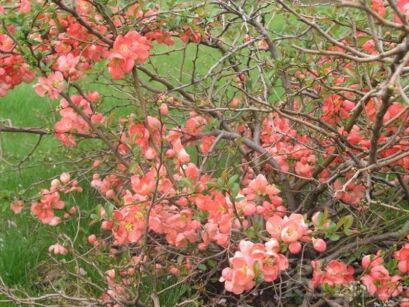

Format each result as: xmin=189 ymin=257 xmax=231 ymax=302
xmin=0 ymin=85 xmax=60 ymax=301
xmin=0 ymin=85 xmax=107 ymax=299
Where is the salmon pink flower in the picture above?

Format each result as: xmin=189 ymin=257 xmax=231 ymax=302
xmin=0 ymin=34 xmax=13 ymax=52
xmin=362 ymin=251 xmax=384 ymax=270
xmin=280 ymin=213 xmax=309 ymax=243
xmin=18 ymin=0 xmax=31 ymax=13
xmin=220 ymin=240 xmax=288 ymax=294
xmin=10 ymin=200 xmax=24 ymax=214
xmin=397 ymin=0 xmax=409 ymax=22
xmin=230 ymin=98 xmax=241 ymax=107
xmin=159 ymin=103 xmax=169 ymax=115
xmin=288 ymin=242 xmax=302 ymax=254
xmin=266 ymin=214 xmax=283 ymax=239
xmin=108 ymin=31 xmax=151 ymax=79
xmin=88 ymin=234 xmax=99 ymax=246
xmin=260 ymin=252 xmax=288 ymax=282
xmin=361 ymin=251 xmax=403 ymax=300
xmin=395 ymin=244 xmax=409 ymax=273
xmin=361 ymin=266 xmax=402 ymax=301
xmin=56 ymin=53 xmax=81 ymax=80
xmin=112 ymin=205 xmax=145 ymax=245
xmin=220 ymin=256 xmax=255 ymax=295
xmin=334 ymin=179 xmax=365 ymax=206
xmin=108 ymin=53 xmax=135 ymax=80
xmin=372 ymin=0 xmax=386 ymax=17
xmin=312 ymin=260 xmax=355 ymax=288
xmin=34 ymin=71 xmax=65 ymax=100
xmin=312 ymin=238 xmax=327 ymax=253
xmin=31 ymin=189 xmax=64 ymax=225
xmin=322 ymin=94 xmax=355 ymax=125
xmin=60 ymin=172 xmax=70 ymax=184
xmin=48 ymin=243 xmax=68 ymax=255
xmin=146 ymin=31 xmax=174 ymax=46
xmin=200 ymin=136 xmax=216 ymax=154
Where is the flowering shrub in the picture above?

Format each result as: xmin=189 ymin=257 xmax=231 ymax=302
xmin=2 ymin=0 xmax=409 ymax=305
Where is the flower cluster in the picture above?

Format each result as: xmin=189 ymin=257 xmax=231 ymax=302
xmin=260 ymin=114 xmax=317 ymax=178
xmin=108 ymin=31 xmax=152 ymax=80
xmin=361 ymin=252 xmax=403 ymax=301
xmin=311 ymin=260 xmax=355 ymax=288
xmin=322 ymin=94 xmax=355 ymax=125
xmin=34 ymin=71 xmax=65 ymax=100
xmin=220 ymin=240 xmax=288 ymax=294
xmin=0 ymin=49 xmax=35 ymax=97
xmin=31 ymin=173 xmax=81 ymax=225
xmin=54 ymin=93 xmax=104 ymax=146
xmin=266 ymin=213 xmax=310 ymax=254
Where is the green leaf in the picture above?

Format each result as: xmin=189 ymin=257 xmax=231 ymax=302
xmin=231 ymin=183 xmax=240 ymax=198
xmin=179 ymin=178 xmax=193 ymax=189
xmin=198 ymin=264 xmax=207 ymax=271
xmin=328 ymin=234 xmax=340 ymax=241
xmin=228 ymin=174 xmax=239 ymax=186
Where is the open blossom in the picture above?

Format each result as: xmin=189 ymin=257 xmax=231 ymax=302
xmin=179 ymin=27 xmax=201 ymax=44
xmin=334 ymin=179 xmax=365 ymax=206
xmin=361 ymin=251 xmax=403 ymax=301
xmin=0 ymin=53 xmax=35 ymax=96
xmin=200 ymin=136 xmax=216 ymax=154
xmin=56 ymin=53 xmax=81 ymax=80
xmin=266 ymin=213 xmax=310 ymax=254
xmin=362 ymin=273 xmax=402 ymax=301
xmin=322 ymin=94 xmax=355 ymax=125
xmin=31 ymin=189 xmax=64 ymax=225
xmin=108 ymin=31 xmax=151 ymax=79
xmin=220 ymin=240 xmax=288 ymax=294
xmin=54 ymin=94 xmax=102 ymax=146
xmin=311 ymin=260 xmax=355 ymax=288
xmin=34 ymin=71 xmax=65 ymax=100
xmin=242 ymin=174 xmax=283 ymax=216
xmin=280 ymin=214 xmax=309 ymax=243
xmin=111 ymin=205 xmax=146 ymax=245
xmin=220 ymin=256 xmax=255 ymax=295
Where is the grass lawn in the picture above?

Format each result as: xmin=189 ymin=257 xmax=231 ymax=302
xmin=0 ymin=84 xmax=60 ymax=289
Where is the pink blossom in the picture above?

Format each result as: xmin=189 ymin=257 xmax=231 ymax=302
xmin=108 ymin=31 xmax=151 ymax=79
xmin=372 ymin=0 xmax=386 ymax=17
xmin=18 ymin=0 xmax=31 ymax=13
xmin=312 ymin=260 xmax=355 ymax=288
xmin=395 ymin=244 xmax=409 ymax=273
xmin=34 ymin=71 xmax=65 ymax=100
xmin=220 ymin=240 xmax=288 ymax=294
xmin=48 ymin=243 xmax=68 ymax=255
xmin=60 ymin=172 xmax=70 ymax=184
xmin=160 ymin=103 xmax=169 ymax=115
xmin=312 ymin=238 xmax=327 ymax=253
